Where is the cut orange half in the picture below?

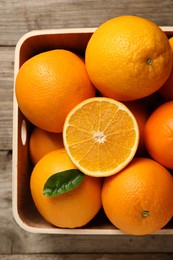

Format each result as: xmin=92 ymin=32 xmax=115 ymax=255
xmin=63 ymin=97 xmax=139 ymax=177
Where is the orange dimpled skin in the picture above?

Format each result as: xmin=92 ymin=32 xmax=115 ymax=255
xmin=30 ymin=149 xmax=102 ymax=228
xmin=85 ymin=16 xmax=172 ymax=101
xmin=144 ymin=101 xmax=173 ymax=169
xmin=15 ymin=49 xmax=95 ymax=133
xmin=29 ymin=127 xmax=64 ymax=165
xmin=102 ymin=158 xmax=173 ymax=235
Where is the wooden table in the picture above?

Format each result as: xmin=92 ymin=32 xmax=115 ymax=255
xmin=1 ymin=0 xmax=173 ymax=259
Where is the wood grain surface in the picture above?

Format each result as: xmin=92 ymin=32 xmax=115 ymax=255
xmin=1 ymin=0 xmax=173 ymax=259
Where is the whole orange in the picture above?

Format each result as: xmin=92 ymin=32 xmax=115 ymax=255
xmin=15 ymin=49 xmax=95 ymax=133
xmin=29 ymin=126 xmax=64 ymax=165
xmin=30 ymin=148 xmax=102 ymax=228
xmin=159 ymin=37 xmax=173 ymax=100
xmin=85 ymin=16 xmax=172 ymax=101
xmin=144 ymin=101 xmax=173 ymax=169
xmin=102 ymin=157 xmax=173 ymax=235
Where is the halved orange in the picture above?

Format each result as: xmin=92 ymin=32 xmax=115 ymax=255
xmin=63 ymin=97 xmax=139 ymax=177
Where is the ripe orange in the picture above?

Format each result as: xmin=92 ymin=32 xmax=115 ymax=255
xmin=15 ymin=49 xmax=95 ymax=133
xmin=159 ymin=37 xmax=173 ymax=100
xmin=85 ymin=15 xmax=172 ymax=101
xmin=30 ymin=148 xmax=102 ymax=228
xmin=102 ymin=157 xmax=173 ymax=235
xmin=123 ymin=100 xmax=149 ymax=156
xmin=63 ymin=97 xmax=139 ymax=177
xmin=29 ymin=126 xmax=64 ymax=165
xmin=144 ymin=101 xmax=173 ymax=169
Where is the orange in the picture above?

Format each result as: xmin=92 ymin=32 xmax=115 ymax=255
xmin=30 ymin=148 xmax=102 ymax=228
xmin=159 ymin=37 xmax=173 ymax=100
xmin=102 ymin=157 xmax=173 ymax=235
xmin=63 ymin=97 xmax=139 ymax=177
xmin=85 ymin=15 xmax=172 ymax=101
xmin=144 ymin=101 xmax=173 ymax=169
xmin=15 ymin=49 xmax=95 ymax=133
xmin=29 ymin=126 xmax=64 ymax=165
xmin=123 ymin=100 xmax=149 ymax=156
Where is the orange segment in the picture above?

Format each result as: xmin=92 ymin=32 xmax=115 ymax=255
xmin=63 ymin=97 xmax=139 ymax=177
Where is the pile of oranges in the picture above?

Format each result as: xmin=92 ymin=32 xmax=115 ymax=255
xmin=15 ymin=15 xmax=173 ymax=235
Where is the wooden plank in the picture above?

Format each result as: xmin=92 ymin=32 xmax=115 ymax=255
xmin=0 ymin=47 xmax=14 ymax=150
xmin=0 ymin=0 xmax=173 ymax=46
xmin=1 ymin=254 xmax=173 ymax=260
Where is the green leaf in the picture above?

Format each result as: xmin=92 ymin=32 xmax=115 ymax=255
xmin=43 ymin=169 xmax=84 ymax=197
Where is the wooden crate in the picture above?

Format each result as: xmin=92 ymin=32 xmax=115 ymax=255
xmin=12 ymin=28 xmax=173 ymax=234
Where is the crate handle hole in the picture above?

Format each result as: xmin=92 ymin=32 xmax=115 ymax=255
xmin=21 ymin=120 xmax=27 ymax=146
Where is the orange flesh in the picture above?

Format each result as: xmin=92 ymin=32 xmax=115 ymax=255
xmin=64 ymin=98 xmax=139 ymax=176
